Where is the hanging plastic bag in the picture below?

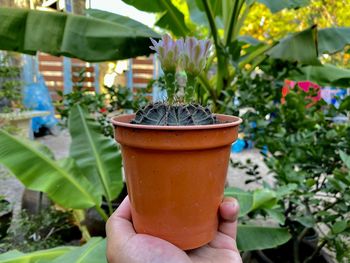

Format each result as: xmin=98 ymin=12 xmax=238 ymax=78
xmin=22 ymin=75 xmax=58 ymax=133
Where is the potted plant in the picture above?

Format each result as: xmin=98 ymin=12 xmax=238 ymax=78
xmin=0 ymin=56 xmax=22 ymax=113
xmin=0 ymin=196 xmax=12 ymax=240
xmin=0 ymin=55 xmax=50 ymax=138
xmin=233 ymin=85 xmax=350 ymax=262
xmin=112 ymin=35 xmax=242 ymax=250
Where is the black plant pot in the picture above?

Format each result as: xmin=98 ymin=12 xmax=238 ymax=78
xmin=245 ymin=238 xmax=334 ymax=263
xmin=21 ymin=190 xmax=51 ymax=214
xmin=0 ymin=98 xmax=11 ymax=112
xmin=84 ymin=183 xmax=128 ymax=237
xmin=302 ymin=228 xmax=319 ymax=248
xmin=0 ymin=199 xmax=12 ymax=240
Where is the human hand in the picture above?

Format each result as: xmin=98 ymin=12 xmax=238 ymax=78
xmin=106 ymin=196 xmax=242 ymax=263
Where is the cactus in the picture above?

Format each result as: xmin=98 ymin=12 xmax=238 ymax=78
xmin=131 ymin=102 xmax=216 ymax=126
xmin=130 ymin=35 xmax=216 ymax=126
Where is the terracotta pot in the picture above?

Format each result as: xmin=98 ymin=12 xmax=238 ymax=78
xmin=112 ymin=114 xmax=242 ymax=250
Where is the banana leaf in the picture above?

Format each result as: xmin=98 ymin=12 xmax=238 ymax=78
xmin=0 ymin=130 xmax=101 ymax=209
xmin=237 ymin=225 xmax=291 ymax=251
xmin=257 ymin=0 xmax=309 ymax=13
xmin=225 ymin=187 xmax=277 ymax=216
xmin=267 ymin=26 xmax=320 ymax=65
xmin=0 ymin=7 xmax=159 ymax=62
xmin=186 ymin=0 xmax=223 ymax=28
xmin=225 ymin=187 xmax=253 ymax=216
xmin=288 ymin=64 xmax=350 ymax=87
xmin=0 ymin=247 xmax=74 ymax=263
xmin=340 ymin=151 xmax=350 ymax=169
xmin=86 ymin=9 xmax=157 ymax=37
xmin=52 ymin=237 xmax=107 ymax=263
xmin=69 ymin=105 xmax=123 ymax=202
xmin=318 ymin=27 xmax=350 ymax=54
xmin=121 ymin=0 xmax=189 ymax=36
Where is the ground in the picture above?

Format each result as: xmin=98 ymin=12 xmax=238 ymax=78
xmin=0 ymin=130 xmax=272 ymax=216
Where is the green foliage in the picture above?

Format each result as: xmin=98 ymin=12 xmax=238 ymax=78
xmin=56 ymin=90 xmax=105 ymax=127
xmin=69 ymin=105 xmax=123 ymax=213
xmin=237 ymin=225 xmax=291 ymax=251
xmin=0 ymin=208 xmax=77 ymax=253
xmin=0 ymin=56 xmax=23 ymax=113
xmin=0 ymin=105 xmax=124 ymax=221
xmin=224 ymin=186 xmax=292 ymax=251
xmin=0 ymin=196 xmax=11 ymax=216
xmin=256 ymin=0 xmax=309 ymax=13
xmin=121 ymin=0 xmax=189 ymax=36
xmin=289 ymin=64 xmax=350 ymax=87
xmin=318 ymin=27 xmax=350 ymax=55
xmin=56 ymin=71 xmax=107 ymax=134
xmin=238 ymin=83 xmax=350 ymax=260
xmin=104 ymin=85 xmax=149 ymax=114
xmin=123 ymin=0 xmax=350 ymax=113
xmin=0 ymin=238 xmax=105 ymax=263
xmin=56 ymin=75 xmax=149 ymax=137
xmin=51 ymin=237 xmax=106 ymax=263
xmin=0 ymin=132 xmax=101 ymax=209
xmin=0 ymin=8 xmax=159 ymax=62
xmin=0 ymin=196 xmax=12 ymax=240
xmin=0 ymin=247 xmax=74 ymax=263
xmin=266 ymin=25 xmax=320 ymax=65
xmin=242 ymin=0 xmax=350 ymax=42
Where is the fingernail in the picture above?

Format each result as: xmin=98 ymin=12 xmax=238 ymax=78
xmin=231 ymin=199 xmax=237 ymax=208
xmin=223 ymin=199 xmax=236 ymax=208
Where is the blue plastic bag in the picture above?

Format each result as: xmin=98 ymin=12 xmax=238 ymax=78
xmin=231 ymin=139 xmax=246 ymax=153
xmin=23 ymin=75 xmax=58 ymax=132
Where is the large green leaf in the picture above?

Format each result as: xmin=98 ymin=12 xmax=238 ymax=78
xmin=69 ymin=105 xmax=123 ymax=202
xmin=186 ymin=0 xmax=223 ymax=27
xmin=187 ymin=0 xmax=207 ymax=26
xmin=318 ymin=27 xmax=350 ymax=54
xmin=225 ymin=187 xmax=278 ymax=215
xmin=237 ymin=225 xmax=291 ymax=251
xmin=252 ymin=188 xmax=277 ymax=210
xmin=122 ymin=0 xmax=189 ymax=36
xmin=86 ymin=9 xmax=157 ymax=37
xmin=339 ymin=151 xmax=350 ymax=169
xmin=267 ymin=26 xmax=320 ymax=65
xmin=0 ymin=247 xmax=74 ymax=263
xmin=0 ymin=8 xmax=159 ymax=62
xmin=225 ymin=187 xmax=253 ymax=216
xmin=288 ymin=64 xmax=350 ymax=87
xmin=52 ymin=237 xmax=107 ymax=263
xmin=257 ymin=0 xmax=309 ymax=13
xmin=0 ymin=130 xmax=101 ymax=209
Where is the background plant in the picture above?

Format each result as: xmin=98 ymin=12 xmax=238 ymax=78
xmin=233 ymin=86 xmax=350 ymax=261
xmin=0 ymin=55 xmax=23 ymax=113
xmin=56 ymin=75 xmax=149 ymax=137
xmin=0 ymin=195 xmax=12 ymax=240
xmin=0 ymin=105 xmax=123 ymax=223
xmin=0 ymin=208 xmax=79 ymax=254
xmin=115 ymin=0 xmax=350 ymax=114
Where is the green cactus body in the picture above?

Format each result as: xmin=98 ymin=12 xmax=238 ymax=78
xmin=164 ymin=71 xmax=176 ymax=104
xmin=131 ymin=102 xmax=217 ymax=126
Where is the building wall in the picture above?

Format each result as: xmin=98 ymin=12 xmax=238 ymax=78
xmin=0 ymin=0 xmax=44 ymax=8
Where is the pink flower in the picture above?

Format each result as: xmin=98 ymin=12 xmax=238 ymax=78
xmin=150 ymin=34 xmax=183 ymax=72
xmin=181 ymin=37 xmax=211 ymax=76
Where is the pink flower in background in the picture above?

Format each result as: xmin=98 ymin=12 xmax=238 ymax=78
xmin=282 ymin=80 xmax=321 ymax=105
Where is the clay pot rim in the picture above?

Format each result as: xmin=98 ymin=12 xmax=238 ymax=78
xmin=112 ymin=114 xmax=242 ymax=131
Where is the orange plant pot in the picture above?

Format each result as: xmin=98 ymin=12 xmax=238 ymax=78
xmin=112 ymin=114 xmax=242 ymax=250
